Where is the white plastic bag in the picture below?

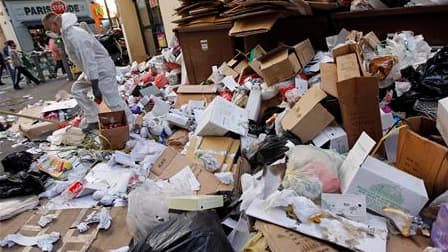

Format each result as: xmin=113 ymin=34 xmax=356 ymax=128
xmin=283 ymin=145 xmax=344 ymax=201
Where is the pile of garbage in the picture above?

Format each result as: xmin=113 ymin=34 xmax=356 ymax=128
xmin=0 ymin=29 xmax=447 ymax=252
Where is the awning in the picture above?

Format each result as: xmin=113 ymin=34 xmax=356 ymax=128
xmin=22 ymin=16 xmax=95 ymax=29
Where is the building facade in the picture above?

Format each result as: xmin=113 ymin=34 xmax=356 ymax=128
xmin=3 ymin=0 xmax=93 ymax=52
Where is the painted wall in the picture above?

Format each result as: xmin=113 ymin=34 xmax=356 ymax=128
xmin=115 ymin=0 xmax=147 ymax=62
xmin=158 ymin=0 xmax=179 ymax=43
xmin=0 ymin=1 xmax=20 ymax=50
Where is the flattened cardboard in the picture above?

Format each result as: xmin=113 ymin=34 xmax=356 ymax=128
xmin=152 ymin=148 xmax=233 ymax=194
xmin=319 ymin=63 xmax=338 ymax=98
xmin=175 ymin=84 xmax=217 ymax=108
xmin=281 ymin=85 xmax=334 ymax=143
xmin=337 ymin=77 xmax=382 ymax=147
xmin=229 ymin=15 xmax=279 ymax=37
xmin=293 ymin=39 xmax=315 ymax=67
xmin=168 ymin=195 xmax=223 ymax=211
xmin=0 ymin=207 xmax=132 ymax=252
xmin=336 ymin=53 xmax=361 ymax=82
xmin=255 ymin=221 xmax=338 ymax=252
xmin=396 ymin=117 xmax=448 ymax=198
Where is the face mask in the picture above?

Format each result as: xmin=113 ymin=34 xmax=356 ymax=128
xmin=46 ymin=31 xmax=59 ymax=39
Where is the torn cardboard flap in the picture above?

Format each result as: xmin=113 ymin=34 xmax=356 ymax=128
xmin=229 ymin=15 xmax=279 ymax=37
xmin=254 ymin=46 xmax=301 ymax=86
xmin=281 ymin=85 xmax=334 ymax=143
xmin=151 ymin=148 xmax=233 ymax=194
xmin=396 ymin=117 xmax=448 ymax=199
xmin=293 ymin=39 xmax=315 ymax=67
xmin=320 ymin=63 xmax=338 ymax=98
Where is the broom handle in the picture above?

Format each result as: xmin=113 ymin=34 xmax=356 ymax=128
xmin=0 ymin=110 xmax=61 ymax=124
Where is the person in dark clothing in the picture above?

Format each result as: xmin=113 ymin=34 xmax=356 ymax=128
xmin=0 ymin=52 xmax=6 ymax=85
xmin=7 ymin=41 xmax=40 ymax=90
xmin=3 ymin=40 xmax=16 ymax=84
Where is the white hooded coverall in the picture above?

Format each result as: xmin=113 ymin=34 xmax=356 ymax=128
xmin=60 ymin=13 xmax=132 ymax=125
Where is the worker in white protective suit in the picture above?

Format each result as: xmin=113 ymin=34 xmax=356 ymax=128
xmin=42 ymin=13 xmax=133 ymax=130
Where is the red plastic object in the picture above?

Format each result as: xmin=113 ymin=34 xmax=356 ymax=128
xmin=219 ymin=90 xmax=233 ymax=101
xmin=154 ymin=73 xmax=169 ymax=88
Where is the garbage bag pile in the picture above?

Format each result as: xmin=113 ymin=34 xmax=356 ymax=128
xmin=1 ymin=30 xmax=447 ymax=252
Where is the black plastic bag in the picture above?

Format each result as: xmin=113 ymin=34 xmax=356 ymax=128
xmin=1 ymin=151 xmax=33 ymax=174
xmin=0 ymin=171 xmax=46 ymax=199
xmin=420 ymin=47 xmax=448 ymax=96
xmin=249 ymin=135 xmax=289 ymax=169
xmin=130 ymin=211 xmax=233 ymax=252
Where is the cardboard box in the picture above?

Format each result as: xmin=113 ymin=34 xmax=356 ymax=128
xmin=337 ymin=77 xmax=383 ymax=147
xmin=255 ymin=220 xmax=339 ymax=252
xmin=396 ymin=117 xmax=448 ymax=198
xmin=195 ymin=96 xmax=249 ymax=136
xmin=19 ymin=122 xmax=60 ymax=141
xmin=175 ymin=84 xmax=217 ymax=108
xmin=281 ymin=85 xmax=334 ymax=143
xmin=98 ymin=111 xmax=129 ymax=150
xmin=253 ymin=46 xmax=301 ymax=86
xmin=292 ymin=39 xmax=315 ymax=67
xmin=340 ymin=132 xmax=429 ymax=216
xmin=336 ymin=53 xmax=361 ymax=82
xmin=362 ymin=31 xmax=381 ymax=49
xmin=186 ymin=136 xmax=240 ymax=172
xmin=312 ymin=125 xmax=349 ymax=154
xmin=14 ymin=105 xmax=60 ymax=140
xmin=220 ymin=52 xmax=252 ymax=79
xmin=437 ymin=97 xmax=448 ymax=145
xmin=168 ymin=195 xmax=223 ymax=211
xmin=320 ymin=63 xmax=338 ymax=97
xmin=151 ymin=148 xmax=233 ymax=194
xmin=332 ymin=43 xmax=369 ymax=76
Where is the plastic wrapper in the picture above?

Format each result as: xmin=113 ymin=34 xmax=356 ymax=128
xmin=129 ymin=211 xmax=233 ymax=252
xmin=283 ymin=145 xmax=343 ymax=201
xmin=431 ymin=203 xmax=448 ymax=251
xmin=1 ymin=151 xmax=33 ymax=174
xmin=0 ymin=171 xmax=46 ymax=199
xmin=368 ymin=55 xmax=398 ymax=81
xmin=420 ymin=47 xmax=448 ymax=96
xmin=127 ymin=180 xmax=192 ymax=242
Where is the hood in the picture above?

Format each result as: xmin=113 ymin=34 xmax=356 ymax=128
xmin=61 ymin=13 xmax=78 ymax=31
